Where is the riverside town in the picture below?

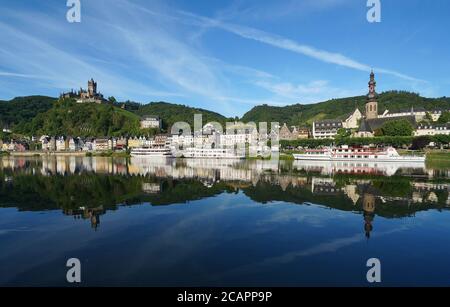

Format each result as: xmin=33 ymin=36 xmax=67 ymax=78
xmin=2 ymin=73 xmax=449 ymax=161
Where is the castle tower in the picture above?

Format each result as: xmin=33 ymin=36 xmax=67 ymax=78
xmin=365 ymin=71 xmax=378 ymax=120
xmin=88 ymin=78 xmax=97 ymax=97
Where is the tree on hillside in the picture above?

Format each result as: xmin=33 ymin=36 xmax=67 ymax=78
xmin=0 ymin=96 xmax=55 ymax=129
xmin=382 ymin=119 xmax=414 ymax=136
xmin=438 ymin=111 xmax=450 ymax=124
xmin=336 ymin=128 xmax=351 ymax=138
xmin=13 ymin=100 xmax=141 ymax=137
xmin=0 ymin=130 xmax=6 ymax=142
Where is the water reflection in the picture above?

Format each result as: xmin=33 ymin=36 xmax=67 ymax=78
xmin=1 ymin=156 xmax=449 ymax=238
xmin=293 ymin=160 xmax=431 ymax=177
xmin=2 ymin=156 xmax=450 ymax=286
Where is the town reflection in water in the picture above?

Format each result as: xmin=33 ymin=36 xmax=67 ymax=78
xmin=1 ymin=156 xmax=449 ymax=239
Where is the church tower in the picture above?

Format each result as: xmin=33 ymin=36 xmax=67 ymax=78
xmin=365 ymin=71 xmax=378 ymax=119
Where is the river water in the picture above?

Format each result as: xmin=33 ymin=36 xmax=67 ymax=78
xmin=0 ymin=156 xmax=449 ymax=286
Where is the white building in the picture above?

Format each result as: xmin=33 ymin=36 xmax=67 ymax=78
xmin=342 ymin=108 xmax=363 ymax=129
xmin=56 ymin=137 xmax=67 ymax=151
xmin=93 ymin=138 xmax=110 ymax=151
xmin=127 ymin=136 xmax=144 ymax=149
xmin=83 ymin=139 xmax=94 ymax=151
xmin=171 ymin=134 xmax=194 ymax=149
xmin=311 ymin=108 xmax=361 ymax=139
xmin=194 ymin=133 xmax=220 ymax=148
xmin=312 ymin=120 xmax=343 ymax=139
xmin=414 ymin=124 xmax=450 ymax=136
xmin=140 ymin=116 xmax=162 ymax=129
xmin=380 ymin=107 xmax=427 ymax=121
xmin=220 ymin=133 xmax=254 ymax=147
xmin=68 ymin=137 xmax=83 ymax=151
xmin=380 ymin=108 xmax=449 ymax=122
xmin=430 ymin=110 xmax=449 ymax=122
xmin=40 ymin=136 xmax=51 ymax=151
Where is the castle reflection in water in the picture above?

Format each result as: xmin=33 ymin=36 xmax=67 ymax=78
xmin=1 ymin=156 xmax=449 ymax=237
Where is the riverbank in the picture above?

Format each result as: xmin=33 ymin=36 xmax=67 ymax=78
xmin=3 ymin=150 xmax=448 ymax=165
xmin=245 ymin=153 xmax=293 ymax=161
xmin=7 ymin=151 xmax=131 ymax=158
xmin=9 ymin=151 xmax=86 ymax=157
xmin=86 ymin=151 xmax=130 ymax=158
xmin=425 ymin=151 xmax=450 ymax=168
xmin=397 ymin=150 xmax=450 ymax=162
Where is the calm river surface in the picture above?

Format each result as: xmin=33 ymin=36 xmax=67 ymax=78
xmin=0 ymin=156 xmax=449 ymax=286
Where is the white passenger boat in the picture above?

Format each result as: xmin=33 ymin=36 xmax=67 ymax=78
xmin=130 ymin=146 xmax=172 ymax=158
xmin=183 ymin=147 xmax=245 ymax=159
xmin=293 ymin=146 xmax=425 ymax=163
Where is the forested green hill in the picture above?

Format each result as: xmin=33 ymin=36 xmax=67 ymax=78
xmin=135 ymin=101 xmax=229 ymax=129
xmin=0 ymin=96 xmax=56 ymax=128
xmin=13 ymin=99 xmax=141 ymax=137
xmin=241 ymin=91 xmax=450 ymax=126
xmin=2 ymin=91 xmax=449 ymax=137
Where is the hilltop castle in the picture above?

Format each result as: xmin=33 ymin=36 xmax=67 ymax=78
xmin=61 ymin=78 xmax=106 ymax=104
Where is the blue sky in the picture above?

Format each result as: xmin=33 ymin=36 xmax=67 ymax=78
xmin=0 ymin=0 xmax=449 ymax=116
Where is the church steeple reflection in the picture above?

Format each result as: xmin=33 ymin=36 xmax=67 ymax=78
xmin=63 ymin=206 xmax=103 ymax=231
xmin=362 ymin=193 xmax=376 ymax=239
xmin=90 ymin=212 xmax=100 ymax=231
xmin=1 ymin=156 xmax=448 ymax=233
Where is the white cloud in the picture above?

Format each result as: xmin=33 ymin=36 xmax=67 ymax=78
xmin=215 ymin=0 xmax=353 ymax=22
xmin=254 ymin=79 xmax=359 ymax=103
xmin=0 ymin=19 xmax=182 ymax=100
xmin=0 ymin=71 xmax=45 ymax=79
xmin=0 ymin=0 xmax=429 ymax=115
xmin=0 ymin=0 xmax=282 ymax=114
xmin=177 ymin=10 xmax=425 ymax=83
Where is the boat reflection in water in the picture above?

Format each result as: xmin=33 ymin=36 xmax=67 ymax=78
xmin=293 ymin=160 xmax=427 ymax=177
xmin=0 ymin=155 xmax=450 ymax=286
xmin=1 ymin=156 xmax=448 ymax=224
